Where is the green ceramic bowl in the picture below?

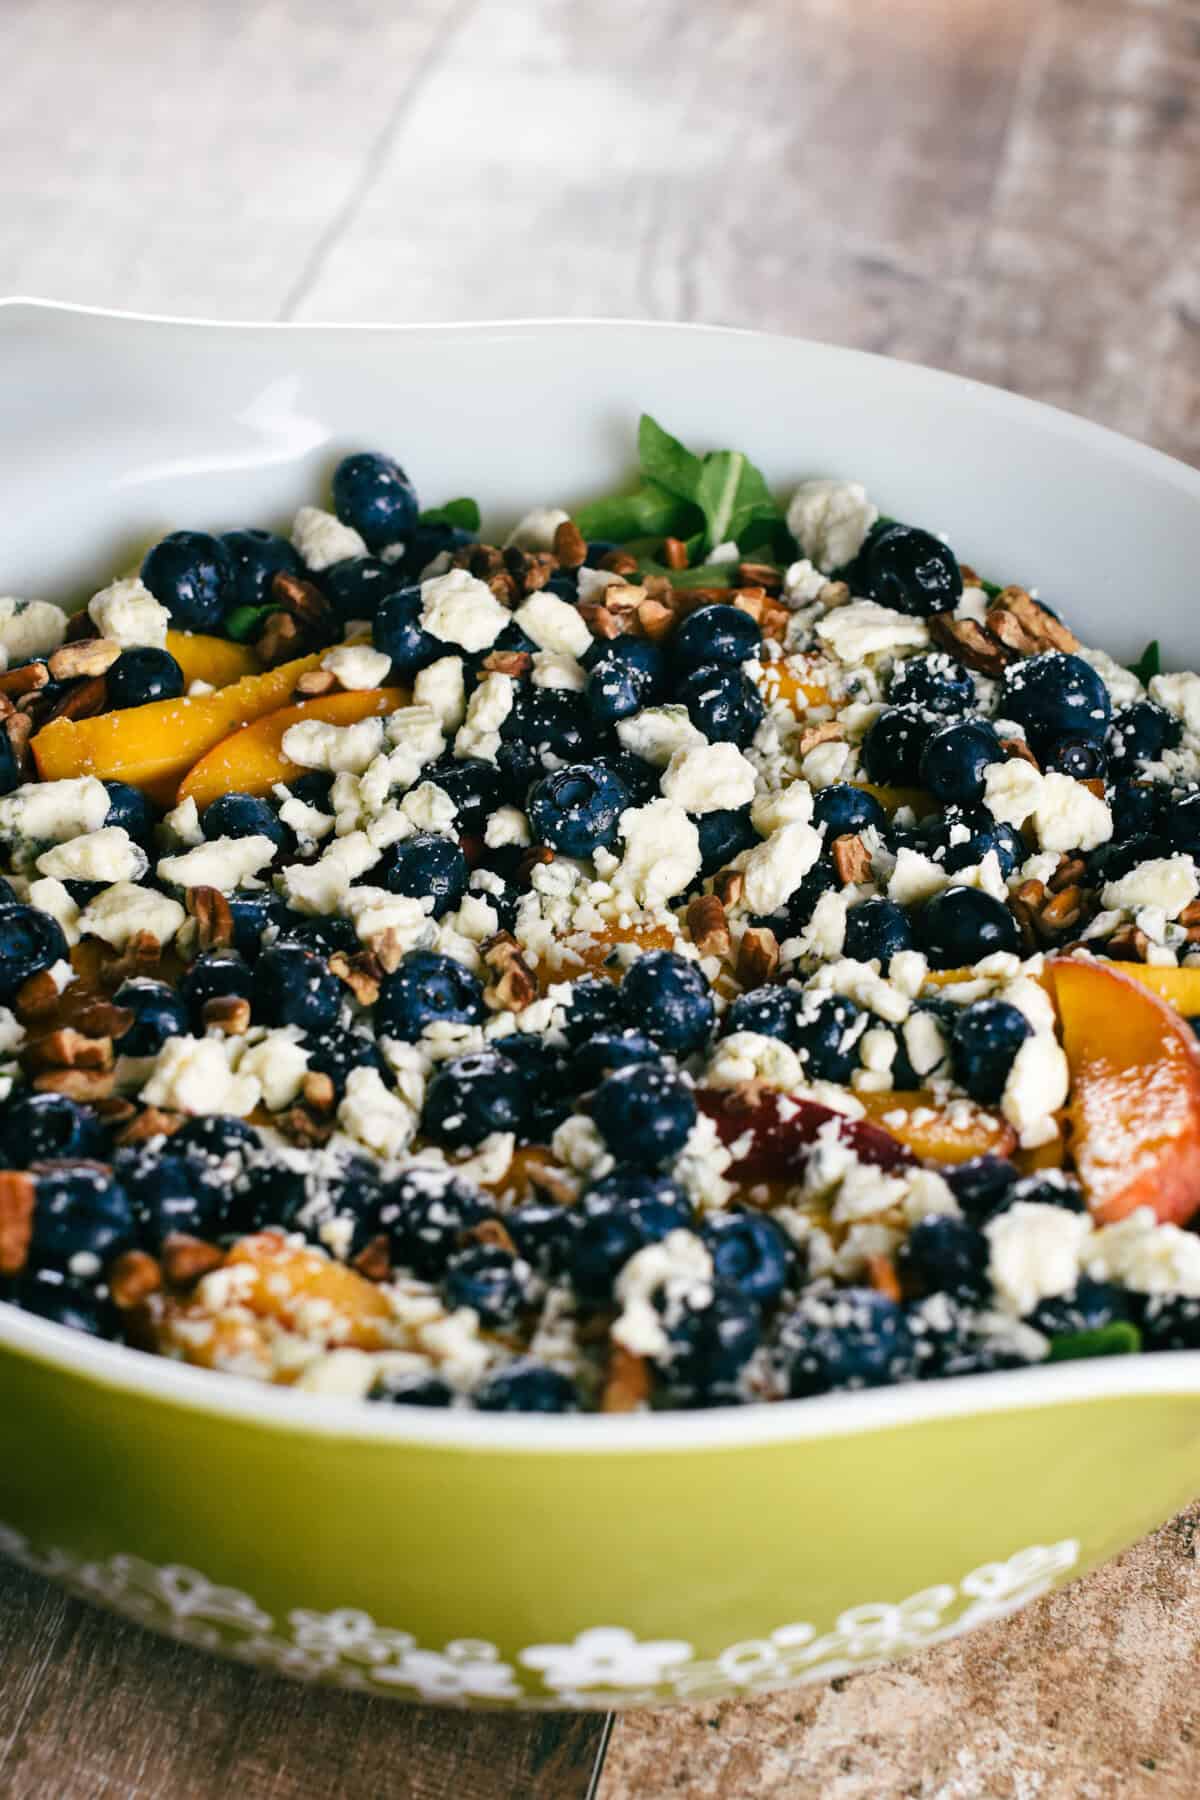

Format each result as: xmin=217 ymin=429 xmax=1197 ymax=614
xmin=3 ymin=302 xmax=1200 ymax=1709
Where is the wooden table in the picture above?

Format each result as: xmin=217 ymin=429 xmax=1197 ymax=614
xmin=2 ymin=0 xmax=1199 ymax=1793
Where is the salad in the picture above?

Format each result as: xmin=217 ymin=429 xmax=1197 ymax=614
xmin=0 ymin=414 xmax=1198 ymax=1412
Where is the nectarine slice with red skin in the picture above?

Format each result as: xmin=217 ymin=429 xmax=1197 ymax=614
xmin=176 ymin=687 xmax=408 ymax=811
xmin=1049 ymin=955 xmax=1200 ymax=1226
xmin=698 ymin=1088 xmax=914 ymax=1182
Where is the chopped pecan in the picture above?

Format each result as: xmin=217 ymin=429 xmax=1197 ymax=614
xmin=0 ymin=661 xmax=49 ymax=698
xmin=1000 ymin=737 xmax=1039 ymax=769
xmin=661 ymin=536 xmax=689 ymax=572
xmin=636 ymin=599 xmax=676 ymax=640
xmin=46 ymin=675 xmax=111 ymax=725
xmin=481 ymin=931 xmax=538 ymax=1012
xmin=929 ymin=613 xmax=1012 ymax=677
xmin=271 ymin=570 xmax=338 ymax=640
xmin=1047 ymin=855 xmax=1088 ymax=895
xmin=32 ymin=1067 xmax=116 ymax=1100
xmin=737 ymin=925 xmax=780 ymax=987
xmin=0 ymin=1171 xmax=35 ymax=1275
xmin=48 ymin=638 xmax=122 ymax=680
xmin=113 ymin=1106 xmax=185 ymax=1147
xmin=601 ymin=1344 xmax=652 ymax=1413
xmin=831 ymin=833 xmax=873 ymax=885
xmin=988 ymin=586 xmax=1078 ymax=655
xmin=713 ymin=868 xmax=745 ymax=909
xmin=463 ymin=1218 xmax=518 ymax=1256
xmin=520 ymin=552 xmax=558 ymax=594
xmin=352 ymin=1235 xmax=391 ymax=1282
xmin=0 ymin=694 xmax=13 ymax=721
xmin=1080 ymin=777 xmax=1106 ymax=799
xmin=481 ymin=649 xmax=533 ymax=678
xmin=521 ymin=1153 xmax=577 ymax=1206
xmin=294 ymin=668 xmax=338 ymax=698
xmin=328 ymin=950 xmax=383 ymax=1007
xmin=686 ymin=893 xmax=730 ymax=958
xmin=302 ymin=1071 xmax=337 ymax=1114
xmin=1106 ymin=923 xmax=1149 ymax=963
xmin=5 ymin=713 xmax=34 ymax=779
xmin=101 ymin=931 xmax=165 ymax=990
xmin=485 ymin=570 xmax=519 ymax=607
xmin=552 ymin=519 xmax=588 ymax=571
xmin=796 ymin=719 xmax=844 ymax=756
xmin=578 ymin=602 xmax=622 ymax=639
xmin=276 ymin=1105 xmax=336 ymax=1147
xmin=737 ymin=561 xmax=783 ymax=594
xmin=91 ymin=1096 xmax=137 ymax=1128
xmin=1040 ymin=886 xmax=1085 ymax=933
xmin=109 ymin=1249 xmax=163 ymax=1310
xmin=202 ymin=995 xmax=251 ymax=1036
xmin=598 ymin=549 xmax=640 ymax=576
xmin=25 ymin=1027 xmax=113 ymax=1072
xmin=256 ymin=610 xmax=304 ymax=667
xmin=72 ymin=999 xmax=134 ymax=1040
xmin=363 ymin=927 xmax=406 ymax=974
xmin=464 ymin=544 xmax=505 ymax=578
xmin=162 ymin=1233 xmax=224 ymax=1287
xmin=1179 ymin=900 xmax=1200 ymax=928
xmin=1009 ymin=879 xmax=1047 ymax=953
xmin=14 ymin=968 xmax=66 ymax=1023
xmin=188 ymin=887 xmax=235 ymax=952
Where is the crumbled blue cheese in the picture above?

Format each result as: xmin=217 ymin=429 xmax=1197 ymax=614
xmin=0 ymin=596 xmax=69 ymax=664
xmin=275 ymin=788 xmax=335 ymax=850
xmin=611 ymin=799 xmax=702 ymax=908
xmin=280 ymin=831 xmax=380 ymax=915
xmin=782 ymin=559 xmax=828 ymax=605
xmin=419 ymin=568 xmax=509 ymax=652
xmin=87 ymin=578 xmax=170 ymax=649
xmin=321 ymin=643 xmax=393 ymax=690
xmin=0 ymin=776 xmax=111 ymax=849
xmin=982 ymin=758 xmax=1044 ymax=829
xmin=26 ymin=876 xmax=81 ymax=946
xmin=78 ymin=882 xmax=186 ymax=948
xmin=1102 ymin=855 xmax=1198 ymax=917
xmin=281 ymin=715 xmax=386 ymax=775
xmin=513 ymin=589 xmax=591 ymax=658
xmin=291 ymin=506 xmax=367 ymax=570
xmin=400 ymin=781 xmax=457 ymax=834
xmin=504 ymin=507 xmax=569 ymax=552
xmin=338 ymin=1066 xmax=418 ymax=1158
xmin=1150 ymin=671 xmax=1200 ymax=736
xmin=815 ymin=600 xmax=928 ymax=663
xmin=341 ymin=887 xmax=430 ymax=947
xmin=1030 ymin=772 xmax=1111 ymax=854
xmin=159 ymin=795 xmax=205 ymax=849
xmin=660 ymin=742 xmax=757 ymax=814
xmin=737 ymin=821 xmax=821 ymax=914
xmin=707 ymin=1031 xmax=804 ymax=1090
xmin=616 ymin=705 xmax=705 ymax=768
xmin=750 ymin=781 xmax=814 ymax=836
xmin=484 ymin=806 xmax=531 ymax=849
xmin=888 ymin=847 xmax=948 ymax=907
xmin=454 ymin=672 xmax=515 ymax=762
xmin=141 ymin=1036 xmax=260 ymax=1116
xmin=36 ymin=826 xmax=147 ymax=884
xmin=531 ymin=649 xmax=586 ymax=691
xmin=413 ymin=655 xmax=466 ymax=731
xmin=1087 ymin=1207 xmax=1200 ymax=1295
xmin=612 ymin=1230 xmax=714 ymax=1359
xmin=1001 ymin=1031 xmax=1069 ymax=1147
xmin=158 ymin=833 xmax=276 ymax=892
xmin=234 ymin=1029 xmax=309 ymax=1110
xmin=985 ymin=1202 xmax=1092 ymax=1316
xmin=786 ymin=479 xmax=878 ymax=572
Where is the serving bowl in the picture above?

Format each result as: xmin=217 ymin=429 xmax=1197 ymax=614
xmin=2 ymin=300 xmax=1200 ymax=1709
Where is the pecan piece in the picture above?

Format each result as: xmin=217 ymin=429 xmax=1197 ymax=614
xmin=1106 ymin=923 xmax=1149 ymax=963
xmin=48 ymin=638 xmax=122 ymax=680
xmin=188 ymin=887 xmax=235 ymax=952
xmin=737 ymin=925 xmax=780 ymax=987
xmin=162 ymin=1233 xmax=224 ymax=1287
xmin=661 ymin=536 xmax=689 ymax=572
xmin=481 ymin=931 xmax=538 ymax=1013
xmin=797 ymin=719 xmax=844 ymax=756
xmin=256 ymin=610 xmax=304 ymax=667
xmin=1039 ymin=886 xmax=1085 ymax=934
xmin=113 ymin=1106 xmax=185 ymax=1147
xmin=101 ymin=931 xmax=165 ymax=990
xmin=0 ymin=1171 xmax=35 ymax=1276
xmin=302 ymin=1071 xmax=338 ymax=1114
xmin=25 ymin=1027 xmax=113 ymax=1072
xmin=5 ymin=713 xmax=34 ymax=779
xmin=294 ymin=668 xmax=338 ymax=698
xmin=363 ymin=928 xmax=406 ymax=974
xmin=13 ymin=968 xmax=66 ymax=1023
xmin=712 ymin=868 xmax=745 ymax=909
xmin=272 ymin=570 xmax=337 ymax=635
xmin=481 ymin=649 xmax=532 ymax=678
xmin=999 ymin=737 xmax=1040 ymax=769
xmin=32 ymin=1067 xmax=116 ymax=1100
xmin=202 ymin=995 xmax=251 ymax=1036
xmin=0 ymin=662 xmax=49 ymax=698
xmin=831 ymin=833 xmax=872 ymax=886
xmin=1009 ymin=879 xmax=1047 ymax=953
xmin=109 ymin=1250 xmax=163 ymax=1310
xmin=737 ymin=561 xmax=783 ymax=594
xmin=929 ymin=613 xmax=1012 ymax=677
xmin=328 ymin=950 xmax=383 ymax=1007
xmin=601 ymin=1344 xmax=652 ymax=1413
xmin=463 ymin=1217 xmax=518 ymax=1255
xmin=636 ymin=599 xmax=676 ymax=641
xmin=352 ymin=1235 xmax=391 ymax=1282
xmin=1047 ymin=855 xmax=1088 ymax=895
xmin=552 ymin=519 xmax=588 ymax=571
xmin=578 ymin=602 xmax=622 ymax=639
xmin=598 ymin=549 xmax=640 ymax=576
xmin=989 ymin=586 xmax=1079 ymax=655
xmin=686 ymin=893 xmax=730 ymax=959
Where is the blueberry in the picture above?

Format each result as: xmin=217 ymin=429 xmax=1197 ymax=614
xmin=378 ymin=1171 xmax=493 ymax=1279
xmin=694 ymin=806 xmax=757 ymax=875
xmin=0 ymin=1092 xmax=104 ymax=1166
xmin=619 ymin=950 xmax=714 ymax=1056
xmin=793 ymin=992 xmax=866 ymax=1082
xmin=593 ymin=749 xmax=659 ymax=807
xmin=441 ymin=1245 xmax=533 ymax=1328
xmin=506 ymin=1199 xmax=577 ymax=1277
xmin=945 ymin=1155 xmax=1020 ymax=1223
xmin=853 ymin=523 xmax=962 ymax=616
xmin=672 ymin=604 xmax=762 ymax=673
xmin=117 ymin=1146 xmax=222 ymax=1248
xmin=103 ymin=780 xmax=157 ymax=847
xmin=401 ymin=523 xmax=475 ymax=579
xmin=909 ymin=1292 xmax=1034 ymax=1378
xmin=1090 ymin=831 xmax=1169 ymax=885
xmin=1028 ymin=1276 xmax=1129 ymax=1337
xmin=660 ymin=1284 xmax=761 ymax=1404
xmin=474 ymin=1360 xmax=578 ymax=1413
xmin=368 ymin=1371 xmax=455 ymax=1407
xmin=860 ymin=707 xmax=934 ymax=786
xmin=422 ymin=755 xmax=504 ymax=833
xmin=928 ymin=808 xmax=1023 ymax=878
xmin=1106 ymin=701 xmax=1178 ymax=775
xmin=0 ymin=905 xmax=68 ymax=1001
xmin=1167 ymin=792 xmax=1200 ymax=856
xmin=1110 ymin=781 xmax=1166 ymax=842
xmin=585 ymin=639 xmax=666 ymax=727
xmin=778 ymin=1289 xmax=917 ymax=1395
xmin=331 ymin=451 xmax=419 ymax=551
xmin=1044 ymin=737 xmax=1107 ymax=782
xmin=372 ymin=585 xmax=440 ymax=676
xmin=785 ymin=859 xmax=840 ymax=932
xmin=220 ymin=528 xmax=301 ymax=609
xmin=590 ymin=1064 xmax=696 ymax=1166
xmin=527 ymin=763 xmax=630 ymax=858
xmin=253 ymin=942 xmax=341 ymax=1033
xmin=179 ymin=949 xmax=254 ymax=1024
xmin=320 ymin=555 xmax=405 ymax=625
xmin=675 ymin=664 xmax=765 ymax=748
xmin=1000 ymin=652 xmax=1111 ymax=753
xmin=141 ymin=530 xmax=234 ymax=632
xmin=172 ymin=1113 xmax=259 ymax=1165
xmin=571 ymin=1030 xmax=660 ymax=1088
xmin=501 ymin=689 xmax=594 ymax=768
xmin=113 ymin=977 xmax=189 ymax=1057
xmin=569 ymin=1196 xmax=690 ymax=1302
xmin=986 ymin=1171 xmax=1086 ymax=1218
xmin=723 ymin=985 xmax=803 ymax=1044
xmin=0 ymin=734 xmax=19 ymax=797
xmin=304 ymin=1025 xmax=390 ymax=1099
xmin=842 ymin=897 xmax=914 ymax=969
xmin=897 ymin=1215 xmax=990 ymax=1299
xmin=582 ymin=1168 xmax=691 ymax=1218
xmin=888 ymin=653 xmax=974 ymax=716
xmin=374 ymin=834 xmax=468 ymax=919
xmin=1141 ymin=1294 xmax=1200 ymax=1351
xmin=105 ymin=647 xmax=185 ymax=709
xmin=919 ymin=887 xmax=1019 ymax=969
xmin=29 ymin=1160 xmax=134 ymax=1270
xmin=560 ymin=975 xmax=626 ymax=1046
xmin=226 ymin=888 xmax=291 ymax=959
xmin=200 ymin=792 xmax=292 ymax=857
xmin=950 ymin=999 xmax=1032 ymax=1103
xmin=700 ymin=1211 xmax=793 ymax=1306
xmin=890 ymin=997 xmax=954 ymax=1087
xmin=422 ymin=1051 xmax=528 ymax=1148
xmin=4 ymin=1266 xmax=118 ymax=1338
xmin=812 ymin=783 xmax=887 ymax=840
xmin=919 ymin=719 xmax=1002 ymax=807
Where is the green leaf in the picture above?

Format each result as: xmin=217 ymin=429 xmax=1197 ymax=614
xmin=636 ymin=560 xmax=736 ymax=589
xmin=1127 ymin=639 xmax=1161 ymax=685
xmin=636 ymin=413 xmax=783 ymax=556
xmin=637 ymin=413 xmax=705 ymax=500
xmin=1047 ymin=1321 xmax=1142 ymax=1362
xmin=574 ymin=481 xmax=700 ymax=547
xmin=223 ymin=604 xmax=275 ymax=643
xmin=419 ymin=498 xmax=480 ymax=532
xmin=978 ymin=577 xmax=1004 ymax=600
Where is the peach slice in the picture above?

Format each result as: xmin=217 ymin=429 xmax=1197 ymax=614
xmin=545 ymin=922 xmax=678 ymax=984
xmin=176 ymin=687 xmax=408 ymax=810
xmin=1103 ymin=965 xmax=1200 ymax=1015
xmin=857 ymin=1090 xmax=1017 ymax=1164
xmin=32 ymin=652 xmax=323 ymax=806
xmin=1049 ymin=955 xmax=1200 ymax=1226
xmin=165 ymin=631 xmax=259 ymax=690
xmin=754 ymin=659 xmax=832 ymax=712
xmin=855 ymin=782 xmax=932 ymax=818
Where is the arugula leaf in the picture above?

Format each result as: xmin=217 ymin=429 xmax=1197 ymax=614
xmin=635 ymin=560 xmax=736 ymax=590
xmin=637 ymin=413 xmax=706 ymax=499
xmin=574 ymin=480 xmax=701 ymax=547
xmin=419 ymin=498 xmax=480 ymax=532
xmin=1127 ymin=640 xmax=1161 ymax=685
xmin=633 ymin=413 xmax=783 ymax=555
xmin=224 ymin=603 xmax=275 ymax=643
xmin=1047 ymin=1321 xmax=1142 ymax=1362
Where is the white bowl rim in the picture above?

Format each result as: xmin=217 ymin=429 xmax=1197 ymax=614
xmin=3 ymin=298 xmax=1200 ymax=1454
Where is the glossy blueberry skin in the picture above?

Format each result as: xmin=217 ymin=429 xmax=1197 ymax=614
xmin=225 ymin=889 xmax=290 ymax=959
xmin=116 ymin=1146 xmax=223 ymax=1249
xmin=1167 ymin=792 xmax=1200 ymax=856
xmin=4 ymin=1267 xmax=118 ymax=1338
xmin=173 ymin=1114 xmax=259 ymax=1166
xmin=201 ymin=791 xmax=292 ymax=855
xmin=0 ymin=733 xmax=19 ymax=797
xmin=593 ymin=749 xmax=659 ymax=807
xmin=589 ymin=1063 xmax=697 ymax=1166
xmin=1106 ymin=701 xmax=1179 ymax=776
xmin=1028 ymin=1276 xmax=1130 ymax=1336
xmin=928 ymin=808 xmax=1023 ymax=878
xmin=253 ymin=942 xmax=341 ymax=1033
xmin=570 ymin=1030 xmax=660 ymax=1089
xmin=141 ymin=530 xmax=234 ymax=632
xmin=945 ymin=1154 xmax=1021 ymax=1223
xmin=919 ymin=886 xmax=1020 ymax=969
xmin=527 ymin=763 xmax=630 ymax=858
xmin=422 ymin=1051 xmax=529 ymax=1148
xmin=1110 ymin=781 xmax=1166 ymax=842
xmin=474 ymin=1361 xmax=579 ymax=1413
xmin=583 ymin=1168 xmax=690 ymax=1219
xmin=785 ymin=858 xmax=840 ymax=932
xmin=29 ymin=1161 xmax=135 ymax=1271
xmin=304 ymin=1025 xmax=390 ymax=1099
xmin=441 ymin=1245 xmax=532 ymax=1329
xmin=501 ymin=689 xmax=594 ymax=767
xmin=675 ymin=663 xmax=765 ymax=748
xmin=400 ymin=523 xmax=475 ymax=580
xmin=723 ymin=984 xmax=803 ymax=1045
xmin=0 ymin=904 xmax=68 ymax=1002
xmin=585 ymin=639 xmax=667 ymax=727
xmin=560 ymin=975 xmax=626 ymax=1046
xmin=888 ymin=653 xmax=974 ymax=716
xmin=985 ymin=1171 xmax=1087 ymax=1219
xmin=1140 ymin=1294 xmax=1200 ymax=1351
xmin=1044 ymin=736 xmax=1107 ymax=782
xmin=1090 ymin=830 xmax=1169 ymax=886
xmin=1001 ymin=652 xmax=1112 ymax=753
xmin=331 ymin=451 xmax=419 ymax=551
xmin=853 ymin=523 xmax=962 ymax=616
xmin=179 ymin=949 xmax=254 ymax=1024
xmin=950 ymin=998 xmax=1032 ymax=1104
xmin=661 ymin=1285 xmax=761 ymax=1405
xmin=811 ymin=783 xmax=887 ymax=840
xmin=889 ymin=997 xmax=954 ymax=1088
xmin=919 ymin=719 xmax=1002 ymax=806
xmin=220 ymin=528 xmax=301 ymax=609
xmin=898 ymin=1214 xmax=990 ymax=1301
xmin=505 ymin=1199 xmax=578 ymax=1278
xmin=842 ymin=897 xmax=915 ymax=969
xmin=377 ymin=1173 xmax=493 ymax=1280
xmin=106 ymin=647 xmax=185 ymax=709
xmin=423 ymin=754 xmax=504 ymax=833
xmin=0 ymin=1092 xmax=104 ymax=1166
xmin=320 ymin=555 xmax=404 ymax=625
xmin=672 ymin=603 xmax=762 ymax=673
xmin=374 ymin=833 xmax=468 ymax=919
xmin=793 ymin=993 xmax=865 ymax=1082
xmin=99 ymin=781 xmax=156 ymax=850
xmin=368 ymin=1372 xmax=455 ymax=1407
xmin=694 ymin=806 xmax=757 ymax=876
xmin=113 ymin=976 xmax=189 ymax=1057
xmin=779 ymin=1289 xmax=917 ymax=1396
xmin=860 ymin=707 xmax=934 ymax=786
xmin=700 ymin=1212 xmax=793 ymax=1307
xmin=619 ymin=950 xmax=714 ymax=1056
xmin=372 ymin=585 xmax=441 ymax=676
xmin=569 ymin=1195 xmax=690 ymax=1303
xmin=485 ymin=1033 xmax=573 ymax=1139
